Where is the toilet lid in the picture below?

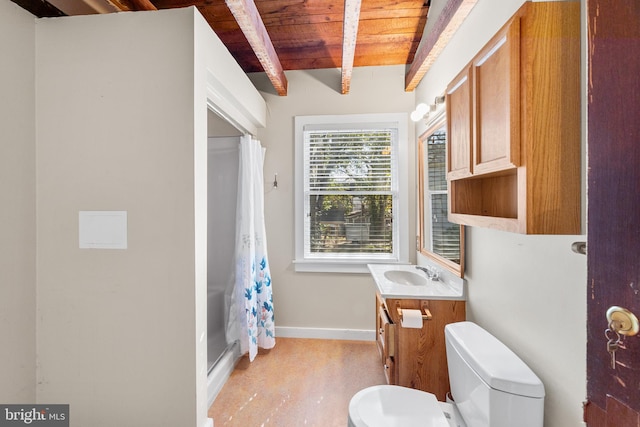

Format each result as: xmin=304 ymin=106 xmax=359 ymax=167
xmin=349 ymin=385 xmax=450 ymax=427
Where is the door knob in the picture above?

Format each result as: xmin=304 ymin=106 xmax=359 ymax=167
xmin=606 ymin=306 xmax=639 ymax=336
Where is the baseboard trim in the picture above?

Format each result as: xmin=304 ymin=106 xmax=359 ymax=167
xmin=275 ymin=326 xmax=375 ymax=341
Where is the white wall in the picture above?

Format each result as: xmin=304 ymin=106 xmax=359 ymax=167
xmin=415 ymin=1 xmax=587 ymax=426
xmin=0 ymin=0 xmax=36 ymax=403
xmin=35 ymin=9 xmax=203 ymax=427
xmin=248 ymin=66 xmax=416 ymax=337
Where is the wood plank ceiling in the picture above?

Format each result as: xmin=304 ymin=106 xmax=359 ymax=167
xmin=11 ymin=0 xmax=477 ymax=95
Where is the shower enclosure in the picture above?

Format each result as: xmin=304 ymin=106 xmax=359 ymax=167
xmin=207 ymin=127 xmax=242 ymax=403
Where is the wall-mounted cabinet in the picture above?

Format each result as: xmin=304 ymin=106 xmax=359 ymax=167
xmin=446 ymin=1 xmax=581 ymax=234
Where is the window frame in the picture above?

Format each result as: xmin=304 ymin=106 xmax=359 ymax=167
xmin=418 ymin=116 xmax=465 ymax=277
xmin=294 ymin=113 xmax=409 ymax=273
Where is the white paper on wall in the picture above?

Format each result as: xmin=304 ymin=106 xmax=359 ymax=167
xmin=79 ymin=211 xmax=127 ymax=249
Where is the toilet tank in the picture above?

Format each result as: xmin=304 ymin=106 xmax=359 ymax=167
xmin=445 ymin=322 xmax=545 ymax=427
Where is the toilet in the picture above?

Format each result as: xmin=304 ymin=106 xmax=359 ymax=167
xmin=348 ymin=321 xmax=545 ymax=427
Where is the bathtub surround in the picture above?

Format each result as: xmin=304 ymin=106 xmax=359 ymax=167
xmin=207 ymin=137 xmax=240 ymax=375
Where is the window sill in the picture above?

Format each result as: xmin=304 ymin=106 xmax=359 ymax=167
xmin=293 ymin=258 xmax=406 ymax=274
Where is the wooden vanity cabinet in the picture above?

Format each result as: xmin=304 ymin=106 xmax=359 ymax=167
xmin=375 ymin=292 xmax=466 ymax=401
xmin=446 ymin=1 xmax=581 ymax=234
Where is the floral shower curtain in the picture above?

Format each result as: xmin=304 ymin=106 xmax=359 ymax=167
xmin=233 ymin=134 xmax=275 ymax=361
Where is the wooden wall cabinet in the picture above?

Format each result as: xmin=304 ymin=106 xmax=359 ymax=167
xmin=375 ymin=292 xmax=466 ymax=400
xmin=446 ymin=2 xmax=581 ymax=234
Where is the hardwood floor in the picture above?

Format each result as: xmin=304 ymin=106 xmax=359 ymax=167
xmin=208 ymin=338 xmax=387 ymax=426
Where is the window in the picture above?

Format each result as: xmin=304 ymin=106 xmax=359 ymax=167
xmin=426 ymin=128 xmax=461 ymax=264
xmin=418 ymin=117 xmax=464 ymax=277
xmin=295 ymin=114 xmax=409 ymax=273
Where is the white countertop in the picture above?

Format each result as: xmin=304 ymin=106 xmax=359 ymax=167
xmin=368 ymin=263 xmax=466 ymax=300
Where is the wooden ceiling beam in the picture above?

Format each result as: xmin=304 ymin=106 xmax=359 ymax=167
xmin=9 ymin=0 xmax=65 ymax=17
xmin=404 ymin=0 xmax=477 ymax=92
xmin=225 ymin=0 xmax=288 ymax=96
xmin=109 ymin=0 xmax=157 ymax=11
xmin=341 ymin=0 xmax=362 ymax=94
xmin=129 ymin=0 xmax=157 ymax=10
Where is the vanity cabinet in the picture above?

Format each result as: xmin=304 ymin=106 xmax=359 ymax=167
xmin=375 ymin=292 xmax=466 ymax=400
xmin=445 ymin=1 xmax=581 ymax=234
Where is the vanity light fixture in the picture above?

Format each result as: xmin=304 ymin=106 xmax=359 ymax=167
xmin=410 ymin=103 xmax=429 ymax=122
xmin=410 ymin=95 xmax=446 ymax=122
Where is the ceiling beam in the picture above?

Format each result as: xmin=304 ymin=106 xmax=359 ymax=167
xmin=341 ymin=0 xmax=362 ymax=94
xmin=9 ymin=0 xmax=65 ymax=17
xmin=405 ymin=0 xmax=477 ymax=92
xmin=109 ymin=0 xmax=157 ymax=10
xmin=226 ymin=0 xmax=288 ymax=96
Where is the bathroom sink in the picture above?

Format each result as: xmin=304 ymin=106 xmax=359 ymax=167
xmin=384 ymin=270 xmax=429 ymax=286
xmin=368 ymin=264 xmax=466 ymax=300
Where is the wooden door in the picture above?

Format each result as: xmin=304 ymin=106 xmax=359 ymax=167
xmin=584 ymin=1 xmax=640 ymax=425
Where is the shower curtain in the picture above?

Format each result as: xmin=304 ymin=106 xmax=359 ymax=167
xmin=233 ymin=135 xmax=275 ymax=361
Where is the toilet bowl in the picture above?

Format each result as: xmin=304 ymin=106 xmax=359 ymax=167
xmin=347 ymin=385 xmax=461 ymax=427
xmin=348 ymin=322 xmax=545 ymax=427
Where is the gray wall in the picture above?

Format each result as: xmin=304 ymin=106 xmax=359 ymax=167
xmin=0 ymin=0 xmax=36 ymax=404
xmin=35 ymin=9 xmax=203 ymax=427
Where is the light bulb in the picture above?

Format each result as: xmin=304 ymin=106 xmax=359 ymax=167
xmin=415 ymin=103 xmax=429 ymax=116
xmin=410 ymin=110 xmax=423 ymax=122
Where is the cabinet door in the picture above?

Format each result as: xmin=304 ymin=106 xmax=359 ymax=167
xmin=473 ymin=18 xmax=521 ymax=175
xmin=375 ymin=294 xmax=396 ymax=384
xmin=446 ymin=66 xmax=473 ymax=180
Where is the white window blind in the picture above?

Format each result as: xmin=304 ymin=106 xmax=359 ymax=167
xmin=427 ymin=129 xmax=461 ymax=264
xmin=303 ymin=127 xmax=397 ymax=257
xmin=306 ymin=130 xmax=394 ymax=192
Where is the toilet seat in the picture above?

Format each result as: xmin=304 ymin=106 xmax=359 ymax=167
xmin=348 ymin=385 xmax=451 ymax=427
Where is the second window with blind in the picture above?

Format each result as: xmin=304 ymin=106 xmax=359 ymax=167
xmin=294 ymin=114 xmax=409 ymax=272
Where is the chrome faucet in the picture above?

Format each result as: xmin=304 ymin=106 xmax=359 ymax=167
xmin=415 ymin=265 xmax=440 ymax=281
